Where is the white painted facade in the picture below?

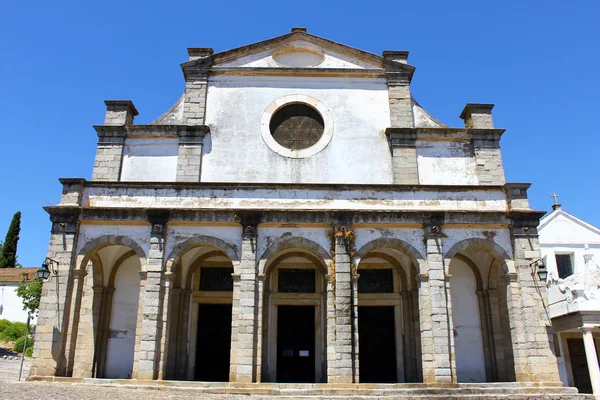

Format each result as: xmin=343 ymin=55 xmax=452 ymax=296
xmin=0 ymin=283 xmax=37 ymax=324
xmin=540 ymin=204 xmax=600 ymax=394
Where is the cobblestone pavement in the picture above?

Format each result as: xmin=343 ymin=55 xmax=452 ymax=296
xmin=0 ymin=381 xmax=259 ymax=400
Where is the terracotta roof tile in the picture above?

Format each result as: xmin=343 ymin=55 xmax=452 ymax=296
xmin=0 ymin=268 xmax=38 ymax=283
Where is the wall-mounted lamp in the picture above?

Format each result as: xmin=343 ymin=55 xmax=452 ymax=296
xmin=529 ymin=258 xmax=547 ymax=282
xmin=38 ymin=258 xmax=59 ymax=280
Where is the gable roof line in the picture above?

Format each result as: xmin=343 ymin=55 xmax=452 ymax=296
xmin=539 ymin=208 xmax=600 ymax=235
xmin=181 ymin=31 xmax=414 ymax=77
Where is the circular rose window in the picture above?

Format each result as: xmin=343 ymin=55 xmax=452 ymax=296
xmin=269 ymin=104 xmax=324 ymax=150
xmin=260 ymin=95 xmax=334 ymax=159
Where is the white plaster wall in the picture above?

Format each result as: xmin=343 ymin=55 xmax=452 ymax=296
xmin=450 ymin=259 xmax=486 ymax=382
xmin=84 ymin=187 xmax=509 ymax=212
xmin=77 ymin=224 xmax=150 ymax=268
xmin=443 ymin=228 xmax=513 ymax=263
xmin=353 ymin=227 xmax=426 ymax=262
xmin=203 ymin=76 xmax=392 ymax=184
xmin=120 ymin=139 xmax=178 ymax=182
xmin=104 ymin=256 xmax=140 ymax=379
xmin=539 ymin=211 xmax=600 ymax=277
xmin=416 ymin=141 xmax=478 ymax=185
xmin=257 ymin=227 xmax=331 ymax=262
xmin=541 ymin=245 xmax=600 ymax=278
xmin=0 ymin=284 xmax=38 ymax=324
xmin=219 ymin=43 xmax=377 ymax=69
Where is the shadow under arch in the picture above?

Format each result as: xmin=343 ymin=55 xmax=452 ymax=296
xmin=354 ymin=237 xmax=427 ymax=275
xmin=165 ymin=235 xmax=241 ymax=276
xmin=77 ymin=235 xmax=147 ymax=271
xmin=259 ymin=235 xmax=331 ymax=276
xmin=443 ymin=238 xmax=514 ymax=277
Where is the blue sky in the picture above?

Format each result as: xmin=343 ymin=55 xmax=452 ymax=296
xmin=1 ymin=1 xmax=598 ymax=267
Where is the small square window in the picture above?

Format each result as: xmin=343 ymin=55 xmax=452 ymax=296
xmin=555 ymin=254 xmax=573 ymax=279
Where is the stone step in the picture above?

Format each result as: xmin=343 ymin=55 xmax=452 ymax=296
xmin=30 ymin=378 xmax=593 ymax=399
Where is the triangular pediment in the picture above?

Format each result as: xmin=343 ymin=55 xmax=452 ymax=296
xmin=182 ymin=30 xmax=413 ymax=75
xmin=539 ymin=209 xmax=600 ymax=245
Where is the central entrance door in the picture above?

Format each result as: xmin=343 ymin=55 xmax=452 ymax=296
xmin=277 ymin=305 xmax=315 ymax=382
xmin=358 ymin=306 xmax=397 ymax=383
xmin=195 ymin=303 xmax=232 ymax=381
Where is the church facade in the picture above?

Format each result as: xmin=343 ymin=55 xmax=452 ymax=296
xmin=31 ymin=29 xmax=561 ymax=386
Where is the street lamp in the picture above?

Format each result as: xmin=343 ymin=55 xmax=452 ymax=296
xmin=38 ymin=258 xmax=59 ymax=280
xmin=529 ymin=258 xmax=547 ymax=283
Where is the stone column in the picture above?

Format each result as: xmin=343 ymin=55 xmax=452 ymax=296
xmin=64 ymin=269 xmax=89 ymax=377
xmin=157 ymin=271 xmax=175 ymax=379
xmin=30 ymin=208 xmax=80 ymax=378
xmin=229 ymin=215 xmax=259 ymax=383
xmin=581 ymin=327 xmax=600 ymax=396
xmin=175 ymin=289 xmax=192 ymax=379
xmin=420 ymin=220 xmax=454 ymax=383
xmin=134 ymin=212 xmax=169 ymax=380
xmin=508 ymin=214 xmax=561 ymax=383
xmin=183 ymin=72 xmax=210 ymax=125
xmin=330 ymin=226 xmax=354 ymax=383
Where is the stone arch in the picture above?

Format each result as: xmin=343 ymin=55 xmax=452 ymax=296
xmin=450 ymin=253 xmax=484 ymax=291
xmin=165 ymin=235 xmax=240 ymax=275
xmin=184 ymin=250 xmax=232 ymax=290
xmin=360 ymin=252 xmax=408 ymax=292
xmin=107 ymin=250 xmax=138 ymax=288
xmin=354 ymin=237 xmax=427 ymax=276
xmin=259 ymin=235 xmax=331 ymax=276
xmin=78 ymin=235 xmax=147 ymax=271
xmin=443 ymin=238 xmax=514 ymax=277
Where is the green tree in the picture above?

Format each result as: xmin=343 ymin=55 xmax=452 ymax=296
xmin=0 ymin=211 xmax=21 ymax=268
xmin=16 ymin=277 xmax=42 ymax=317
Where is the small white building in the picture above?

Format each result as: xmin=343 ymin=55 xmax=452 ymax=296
xmin=540 ymin=201 xmax=600 ymax=395
xmin=0 ymin=268 xmax=39 ymax=324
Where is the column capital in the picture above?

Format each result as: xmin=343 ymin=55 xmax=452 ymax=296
xmin=580 ymin=326 xmax=598 ymax=333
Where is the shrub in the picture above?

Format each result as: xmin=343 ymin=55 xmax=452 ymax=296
xmin=14 ymin=336 xmax=34 ymax=357
xmin=0 ymin=319 xmax=11 ymax=334
xmin=0 ymin=321 xmax=26 ymax=341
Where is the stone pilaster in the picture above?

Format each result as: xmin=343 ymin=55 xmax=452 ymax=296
xmin=176 ymin=130 xmax=205 ymax=182
xmin=229 ymin=214 xmax=259 ymax=383
xmin=330 ymin=225 xmax=354 ymax=383
xmin=508 ymin=214 xmax=561 ymax=383
xmin=95 ymin=287 xmax=114 ymax=378
xmin=472 ymin=133 xmax=506 ymax=185
xmin=183 ymin=74 xmax=209 ymax=125
xmin=157 ymin=271 xmax=175 ymax=379
xmin=30 ymin=208 xmax=80 ymax=378
xmin=133 ymin=212 xmax=169 ymax=380
xmin=386 ymin=72 xmax=414 ymax=128
xmin=420 ymin=219 xmax=455 ymax=383
xmin=386 ymin=129 xmax=418 ymax=184
xmin=91 ymin=128 xmax=125 ymax=181
xmin=63 ymin=268 xmax=88 ymax=377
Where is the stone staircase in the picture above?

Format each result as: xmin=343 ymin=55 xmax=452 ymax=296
xmin=29 ymin=378 xmax=595 ymax=399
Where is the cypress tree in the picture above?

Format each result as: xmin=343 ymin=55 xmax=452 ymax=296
xmin=0 ymin=211 xmax=21 ymax=268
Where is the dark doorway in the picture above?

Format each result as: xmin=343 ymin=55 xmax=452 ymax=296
xmin=277 ymin=305 xmax=315 ymax=382
xmin=358 ymin=306 xmax=397 ymax=383
xmin=568 ymin=338 xmax=595 ymax=394
xmin=195 ymin=304 xmax=232 ymax=381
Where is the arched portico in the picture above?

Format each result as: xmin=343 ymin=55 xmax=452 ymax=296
xmin=258 ymin=236 xmax=331 ymax=383
xmin=163 ymin=235 xmax=239 ymax=381
xmin=444 ymin=238 xmax=517 ymax=383
xmin=354 ymin=238 xmax=424 ymax=383
xmin=70 ymin=235 xmax=146 ymax=379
